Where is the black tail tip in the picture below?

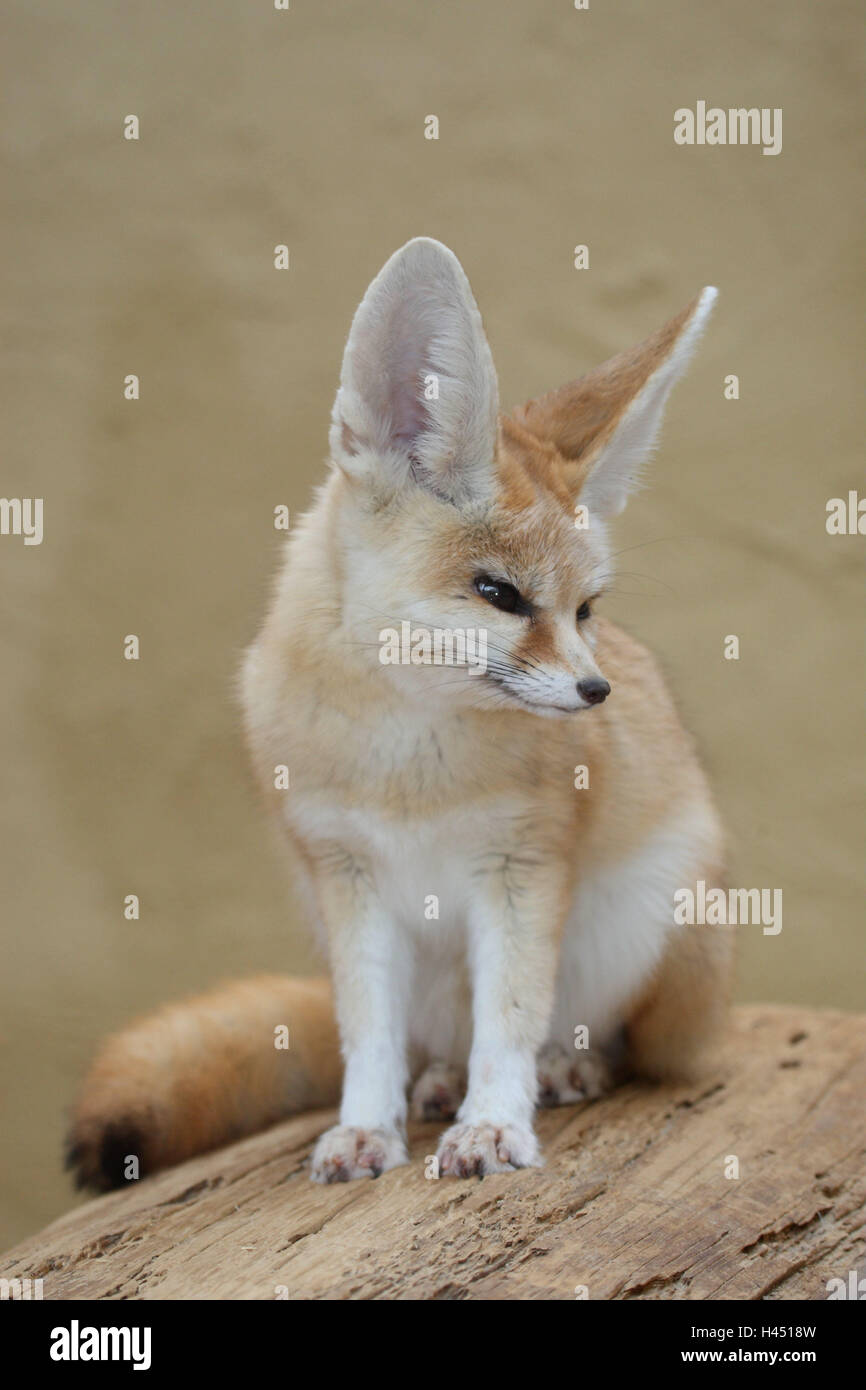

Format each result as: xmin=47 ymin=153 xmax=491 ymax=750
xmin=64 ymin=1121 xmax=148 ymax=1192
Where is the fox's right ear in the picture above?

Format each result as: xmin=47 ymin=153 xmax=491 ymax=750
xmin=329 ymin=238 xmax=499 ymax=508
xmin=511 ymin=288 xmax=717 ymax=518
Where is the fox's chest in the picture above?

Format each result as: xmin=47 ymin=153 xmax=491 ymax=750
xmin=290 ymin=794 xmax=490 ymax=931
xmin=275 ymin=690 xmax=582 ymax=933
xmin=284 ymin=714 xmax=554 ymax=928
xmin=287 ymin=695 xmax=561 ymax=820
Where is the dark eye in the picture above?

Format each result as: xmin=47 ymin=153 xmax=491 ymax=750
xmin=577 ymin=601 xmax=592 ymax=622
xmin=475 ymin=575 xmax=525 ymax=614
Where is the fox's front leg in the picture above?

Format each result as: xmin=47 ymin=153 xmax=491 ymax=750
xmin=309 ymin=854 xmax=411 ymax=1183
xmin=437 ymin=858 xmax=566 ymax=1178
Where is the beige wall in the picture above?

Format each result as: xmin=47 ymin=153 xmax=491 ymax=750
xmin=1 ymin=0 xmax=862 ymax=1247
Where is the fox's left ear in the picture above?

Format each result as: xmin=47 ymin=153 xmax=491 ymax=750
xmin=330 ymin=238 xmax=499 ymax=507
xmin=511 ymin=288 xmax=717 ymax=518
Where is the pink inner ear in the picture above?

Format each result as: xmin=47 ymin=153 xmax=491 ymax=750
xmin=382 ymin=311 xmax=435 ymax=458
xmin=333 ymin=238 xmax=500 ymax=503
xmin=391 ymin=409 xmax=431 ymax=463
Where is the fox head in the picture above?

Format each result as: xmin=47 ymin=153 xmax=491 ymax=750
xmin=328 ymin=238 xmax=715 ymax=717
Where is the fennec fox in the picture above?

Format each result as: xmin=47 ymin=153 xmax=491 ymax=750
xmin=68 ymin=238 xmax=732 ymax=1189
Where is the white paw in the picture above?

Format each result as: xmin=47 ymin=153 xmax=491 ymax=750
xmin=410 ymin=1060 xmax=465 ymax=1122
xmin=310 ymin=1125 xmax=408 ymax=1183
xmin=537 ymin=1044 xmax=612 ymax=1106
xmin=436 ymin=1122 xmax=542 ymax=1178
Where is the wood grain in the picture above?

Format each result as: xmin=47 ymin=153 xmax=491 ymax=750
xmin=2 ymin=1006 xmax=863 ymax=1301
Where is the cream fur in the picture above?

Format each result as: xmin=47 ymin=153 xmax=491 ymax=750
xmin=67 ymin=241 xmax=732 ymax=1191
xmin=241 ymin=238 xmax=732 ymax=1182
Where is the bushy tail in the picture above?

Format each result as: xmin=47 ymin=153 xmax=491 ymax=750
xmin=66 ymin=975 xmax=341 ymax=1191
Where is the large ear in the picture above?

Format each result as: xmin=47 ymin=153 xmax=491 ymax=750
xmin=329 ymin=237 xmax=499 ymax=507
xmin=510 ymin=288 xmax=717 ymax=517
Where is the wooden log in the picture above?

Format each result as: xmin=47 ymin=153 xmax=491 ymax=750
xmin=2 ymin=1005 xmax=863 ymax=1301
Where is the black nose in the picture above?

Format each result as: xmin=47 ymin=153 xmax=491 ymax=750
xmin=577 ymin=678 xmax=610 ymax=706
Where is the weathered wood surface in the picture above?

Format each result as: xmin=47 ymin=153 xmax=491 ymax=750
xmin=2 ymin=1005 xmax=864 ymax=1300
